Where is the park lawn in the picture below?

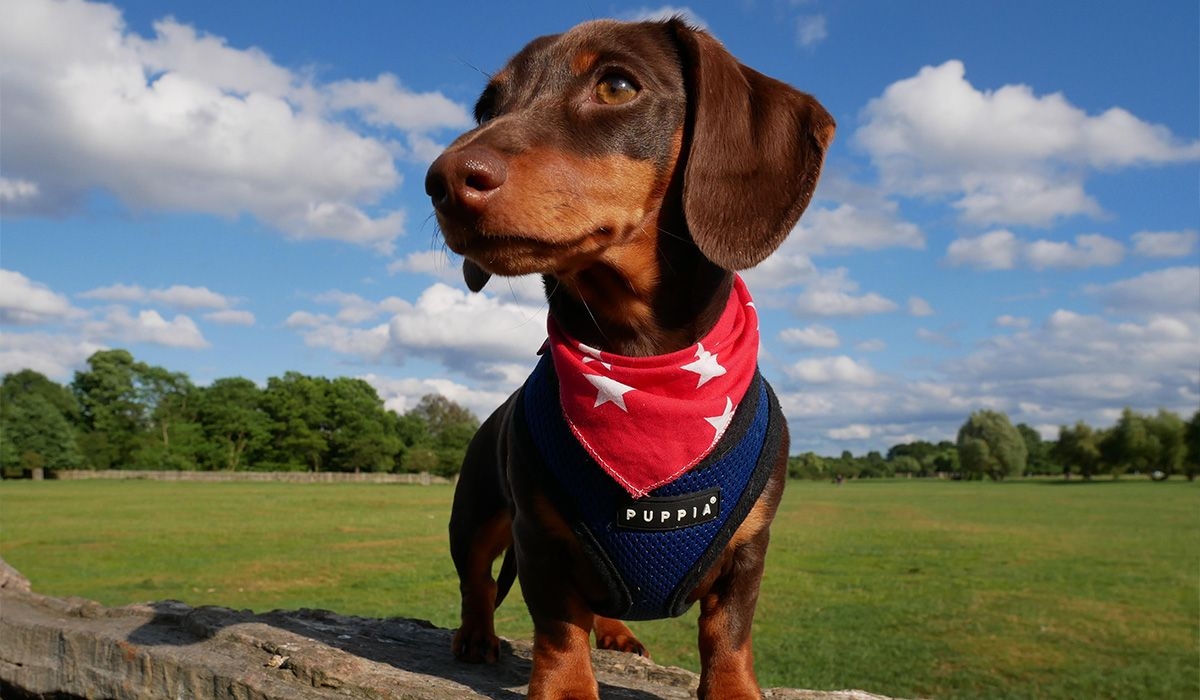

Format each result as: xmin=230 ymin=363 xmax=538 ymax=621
xmin=0 ymin=478 xmax=1196 ymax=700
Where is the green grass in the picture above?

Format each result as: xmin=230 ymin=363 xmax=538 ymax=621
xmin=1 ymin=479 xmax=1196 ymax=699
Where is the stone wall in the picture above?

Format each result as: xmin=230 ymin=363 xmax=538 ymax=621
xmin=0 ymin=560 xmax=905 ymax=700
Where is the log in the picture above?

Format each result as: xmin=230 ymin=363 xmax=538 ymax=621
xmin=0 ymin=560 xmax=902 ymax=700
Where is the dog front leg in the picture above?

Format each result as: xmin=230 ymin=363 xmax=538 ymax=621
xmin=695 ymin=527 xmax=771 ymax=700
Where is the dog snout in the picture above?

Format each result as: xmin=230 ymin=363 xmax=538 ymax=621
xmin=425 ymin=146 xmax=508 ymax=217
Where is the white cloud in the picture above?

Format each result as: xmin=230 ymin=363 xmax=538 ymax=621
xmin=0 ymin=0 xmax=470 ymax=251
xmin=785 ymin=267 xmax=898 ymax=317
xmin=0 ymin=332 xmax=103 ymax=379
xmin=857 ymin=60 xmax=1200 ymax=226
xmin=1133 ymin=230 xmax=1199 ymax=258
xmin=828 ymin=424 xmax=873 ymax=441
xmin=779 ymin=325 xmax=840 ymax=349
xmin=84 ymin=308 xmax=209 ymax=349
xmin=285 ymin=283 xmax=547 ymax=381
xmin=325 ymin=74 xmax=472 ymax=133
xmin=0 ymin=269 xmax=81 ymax=325
xmin=787 ymin=355 xmax=879 ymax=386
xmin=790 ymin=201 xmax=925 ymax=255
xmin=945 ymin=230 xmax=1019 ymax=269
xmin=80 ymin=283 xmax=235 ymax=310
xmin=907 ymin=296 xmax=934 ymax=317
xmin=0 ymin=177 xmax=39 ymax=204
xmin=1085 ymin=267 xmax=1200 ymax=315
xmin=359 ymin=373 xmax=511 ymax=420
xmin=994 ymin=315 xmax=1031 ymax=329
xmin=946 ymin=231 xmax=1124 ymax=270
xmin=796 ymin=15 xmax=828 ymax=48
xmin=1024 ymin=234 xmax=1124 ymax=270
xmin=203 ymin=309 xmax=256 ymax=326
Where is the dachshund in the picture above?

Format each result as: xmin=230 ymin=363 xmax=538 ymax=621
xmin=425 ymin=17 xmax=834 ymax=699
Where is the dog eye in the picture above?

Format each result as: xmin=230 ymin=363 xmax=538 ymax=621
xmin=594 ymin=74 xmax=639 ymax=105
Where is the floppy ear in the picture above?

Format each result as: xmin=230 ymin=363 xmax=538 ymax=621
xmin=462 ymin=258 xmax=492 ymax=292
xmin=670 ymin=22 xmax=835 ymax=270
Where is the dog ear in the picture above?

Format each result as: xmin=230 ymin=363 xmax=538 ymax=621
xmin=462 ymin=258 xmax=492 ymax=292
xmin=670 ymin=22 xmax=835 ymax=270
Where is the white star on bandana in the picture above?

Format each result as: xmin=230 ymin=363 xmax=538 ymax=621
xmin=585 ymin=373 xmax=635 ymax=412
xmin=579 ymin=342 xmax=613 ymax=370
xmin=704 ymin=396 xmax=735 ymax=438
xmin=681 ymin=343 xmax=727 ymax=388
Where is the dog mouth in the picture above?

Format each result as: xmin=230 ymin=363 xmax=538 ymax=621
xmin=440 ymin=221 xmax=620 ymax=277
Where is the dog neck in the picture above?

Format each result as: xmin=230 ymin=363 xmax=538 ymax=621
xmin=546 ymin=219 xmax=732 ymax=358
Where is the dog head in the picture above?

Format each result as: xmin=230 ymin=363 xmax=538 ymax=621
xmin=425 ymin=18 xmax=835 ymax=293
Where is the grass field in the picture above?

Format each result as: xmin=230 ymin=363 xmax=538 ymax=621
xmin=1 ymin=478 xmax=1196 ymax=699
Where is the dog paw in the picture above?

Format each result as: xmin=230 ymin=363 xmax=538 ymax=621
xmin=452 ymin=626 xmax=501 ymax=663
xmin=595 ymin=632 xmax=649 ymax=658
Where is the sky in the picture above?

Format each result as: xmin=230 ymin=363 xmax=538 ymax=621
xmin=1 ymin=0 xmax=1197 ymax=456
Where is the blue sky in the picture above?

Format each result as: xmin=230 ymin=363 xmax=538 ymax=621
xmin=2 ymin=0 xmax=1197 ymax=456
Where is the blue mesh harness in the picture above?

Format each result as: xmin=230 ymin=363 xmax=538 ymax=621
xmin=517 ymin=353 xmax=785 ymax=620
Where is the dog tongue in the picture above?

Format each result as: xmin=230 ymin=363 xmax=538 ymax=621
xmin=545 ymin=276 xmax=760 ymax=497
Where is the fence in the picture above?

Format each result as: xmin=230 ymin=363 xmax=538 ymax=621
xmin=46 ymin=469 xmax=450 ymax=485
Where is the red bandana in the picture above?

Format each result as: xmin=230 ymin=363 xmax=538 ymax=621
xmin=545 ymin=276 xmax=760 ymax=498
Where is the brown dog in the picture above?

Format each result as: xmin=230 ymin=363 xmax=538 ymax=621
xmin=426 ymin=18 xmax=833 ymax=700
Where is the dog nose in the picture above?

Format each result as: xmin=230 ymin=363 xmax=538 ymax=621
xmin=425 ymin=147 xmax=508 ymax=214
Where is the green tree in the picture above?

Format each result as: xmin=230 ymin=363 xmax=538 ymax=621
xmin=0 ymin=371 xmax=83 ymax=473
xmin=1100 ymin=408 xmax=1156 ymax=479
xmin=787 ymin=452 xmax=826 ymax=480
xmin=71 ymin=350 xmax=144 ymax=469
xmin=1183 ymin=410 xmax=1200 ymax=481
xmin=1016 ymin=423 xmax=1051 ymax=475
xmin=261 ymin=372 xmax=331 ymax=471
xmin=325 ymin=377 xmax=400 ymax=473
xmin=956 ymin=410 xmax=1027 ymax=481
xmin=1052 ymin=421 xmax=1101 ymax=480
xmin=404 ymin=394 xmax=479 ymax=477
xmin=1145 ymin=409 xmax=1186 ymax=478
xmin=132 ymin=363 xmax=201 ymax=469
xmin=196 ymin=377 xmax=270 ymax=470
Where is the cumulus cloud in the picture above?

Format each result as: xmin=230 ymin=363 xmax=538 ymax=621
xmin=286 ymin=283 xmax=547 ymax=382
xmin=857 ymin=60 xmax=1200 ymax=226
xmin=779 ymin=325 xmax=840 ymax=349
xmin=1085 ymin=267 xmax=1200 ymax=315
xmin=83 ymin=308 xmax=209 ymax=349
xmin=359 ymin=373 xmax=512 ymax=420
xmin=907 ymin=297 xmax=934 ymax=317
xmin=0 ymin=269 xmax=82 ymax=325
xmin=1133 ymin=230 xmax=1198 ymax=258
xmin=787 ymin=267 xmax=899 ymax=317
xmin=0 ymin=0 xmax=471 ymax=252
xmin=946 ymin=231 xmax=1125 ymax=270
xmin=787 ymin=355 xmax=879 ymax=386
xmin=795 ymin=15 xmax=828 ymax=48
xmin=79 ymin=283 xmax=236 ymax=310
xmin=0 ymin=332 xmax=104 ymax=379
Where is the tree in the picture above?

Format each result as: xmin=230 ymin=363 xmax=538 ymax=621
xmin=1016 ymin=423 xmax=1051 ymax=475
xmin=1184 ymin=410 xmax=1200 ymax=481
xmin=325 ymin=378 xmax=400 ymax=473
xmin=1145 ymin=410 xmax=1186 ymax=478
xmin=956 ymin=410 xmax=1027 ymax=481
xmin=261 ymin=372 xmax=331 ymax=471
xmin=195 ymin=378 xmax=270 ymax=470
xmin=72 ymin=350 xmax=144 ymax=469
xmin=131 ymin=363 xmax=201 ymax=470
xmin=1052 ymin=421 xmax=1101 ymax=480
xmin=0 ymin=371 xmax=83 ymax=473
xmin=1100 ymin=408 xmax=1157 ymax=479
xmin=405 ymin=394 xmax=479 ymax=476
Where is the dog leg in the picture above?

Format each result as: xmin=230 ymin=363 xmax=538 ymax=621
xmin=526 ymin=595 xmax=600 ymax=700
xmin=695 ymin=526 xmax=771 ymax=700
xmin=450 ymin=508 xmax=511 ymax=663
xmin=593 ymin=616 xmax=648 ymax=657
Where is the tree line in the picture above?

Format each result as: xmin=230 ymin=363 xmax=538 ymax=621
xmin=3 ymin=349 xmax=1198 ymax=481
xmin=789 ymin=408 xmax=1200 ymax=482
xmin=0 ymin=349 xmax=478 ymax=477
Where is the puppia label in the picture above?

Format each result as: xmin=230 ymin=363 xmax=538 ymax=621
xmin=617 ymin=488 xmax=721 ymax=531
